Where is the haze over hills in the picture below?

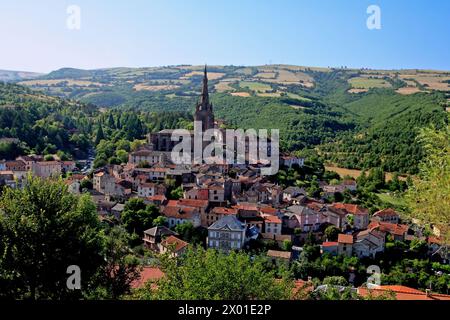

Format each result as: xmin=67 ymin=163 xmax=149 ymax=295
xmin=0 ymin=69 xmax=42 ymax=82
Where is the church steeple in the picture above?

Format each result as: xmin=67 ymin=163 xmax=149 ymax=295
xmin=200 ymin=65 xmax=209 ymax=107
xmin=195 ymin=65 xmax=215 ymax=131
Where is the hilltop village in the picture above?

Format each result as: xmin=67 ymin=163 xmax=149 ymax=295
xmin=1 ymin=69 xmax=448 ymax=299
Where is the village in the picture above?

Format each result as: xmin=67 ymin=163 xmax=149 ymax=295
xmin=1 ymin=68 xmax=449 ymax=300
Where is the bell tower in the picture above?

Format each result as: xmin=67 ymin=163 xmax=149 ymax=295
xmin=194 ymin=65 xmax=215 ymax=131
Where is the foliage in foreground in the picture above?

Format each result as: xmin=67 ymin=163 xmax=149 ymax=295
xmin=132 ymin=247 xmax=293 ymax=300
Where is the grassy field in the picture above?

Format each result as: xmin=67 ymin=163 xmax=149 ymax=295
xmin=133 ymin=84 xmax=180 ymax=91
xmin=325 ymin=165 xmax=407 ymax=181
xmin=377 ymin=193 xmax=408 ymax=208
xmin=238 ymin=81 xmax=272 ymax=93
xmin=348 ymin=77 xmax=392 ymax=89
xmin=215 ymin=81 xmax=235 ymax=92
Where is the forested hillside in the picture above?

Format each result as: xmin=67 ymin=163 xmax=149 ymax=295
xmin=4 ymin=64 xmax=449 ymax=173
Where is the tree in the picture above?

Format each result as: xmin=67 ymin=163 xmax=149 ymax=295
xmin=175 ymin=222 xmax=194 ymax=242
xmin=325 ymin=226 xmax=340 ymax=241
xmin=94 ymin=123 xmax=105 ymax=145
xmin=89 ymin=227 xmax=140 ymax=299
xmin=0 ymin=176 xmax=104 ymax=299
xmin=121 ymin=199 xmax=159 ymax=237
xmin=152 ymin=216 xmax=167 ymax=227
xmin=132 ymin=247 xmax=293 ymax=300
xmin=405 ymin=123 xmax=450 ymax=244
xmin=169 ymin=186 xmax=183 ymax=200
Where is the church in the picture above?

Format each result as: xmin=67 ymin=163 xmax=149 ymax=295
xmin=146 ymin=66 xmax=274 ymax=169
xmin=148 ymin=66 xmax=217 ymax=152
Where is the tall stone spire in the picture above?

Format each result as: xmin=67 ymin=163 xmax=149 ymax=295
xmin=194 ymin=65 xmax=214 ymax=131
xmin=200 ymin=64 xmax=209 ymax=107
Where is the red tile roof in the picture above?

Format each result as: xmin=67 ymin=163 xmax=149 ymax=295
xmin=322 ymin=241 xmax=338 ymax=247
xmin=148 ymin=195 xmax=167 ymax=202
xmin=211 ymin=207 xmax=238 ymax=215
xmin=373 ymin=208 xmax=399 ymax=217
xmin=161 ymin=235 xmax=188 ymax=252
xmin=358 ymin=285 xmax=450 ymax=300
xmin=368 ymin=221 xmax=409 ymax=236
xmin=163 ymin=206 xmax=197 ymax=219
xmin=332 ymin=203 xmax=368 ymax=215
xmin=131 ymin=267 xmax=165 ymax=289
xmin=263 ymin=215 xmax=282 ymax=224
xmin=178 ymin=199 xmax=209 ymax=208
xmin=338 ymin=234 xmax=354 ymax=244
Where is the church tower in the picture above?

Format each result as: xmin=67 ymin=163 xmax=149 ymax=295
xmin=194 ymin=65 xmax=215 ymax=131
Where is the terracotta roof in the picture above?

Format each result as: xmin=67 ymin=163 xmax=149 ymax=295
xmin=148 ymin=195 xmax=167 ymax=202
xmin=259 ymin=206 xmax=278 ymax=215
xmin=338 ymin=234 xmax=354 ymax=244
xmin=368 ymin=221 xmax=409 ymax=236
xmin=263 ymin=215 xmax=282 ymax=224
xmin=163 ymin=206 xmax=197 ymax=219
xmin=322 ymin=241 xmax=339 ymax=247
xmin=161 ymin=235 xmax=188 ymax=252
xmin=140 ymin=182 xmax=157 ymax=188
xmin=267 ymin=250 xmax=291 ymax=259
xmin=331 ymin=203 xmax=368 ymax=215
xmin=69 ymin=174 xmax=86 ymax=181
xmin=234 ymin=204 xmax=259 ymax=211
xmin=131 ymin=267 xmax=165 ymax=289
xmin=373 ymin=208 xmax=399 ymax=217
xmin=358 ymin=285 xmax=450 ymax=300
xmin=178 ymin=199 xmax=209 ymax=208
xmin=211 ymin=207 xmax=238 ymax=215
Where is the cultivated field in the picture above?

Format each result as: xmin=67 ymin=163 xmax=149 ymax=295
xmin=348 ymin=77 xmax=392 ymax=89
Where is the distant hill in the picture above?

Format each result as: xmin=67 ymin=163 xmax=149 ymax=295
xmin=0 ymin=69 xmax=42 ymax=82
xmin=11 ymin=64 xmax=450 ymax=174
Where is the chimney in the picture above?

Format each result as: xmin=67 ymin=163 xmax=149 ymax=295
xmin=425 ymin=289 xmax=431 ymax=297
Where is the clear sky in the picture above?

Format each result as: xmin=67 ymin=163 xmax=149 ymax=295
xmin=0 ymin=0 xmax=449 ymax=73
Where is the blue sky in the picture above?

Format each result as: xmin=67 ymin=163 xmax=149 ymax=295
xmin=0 ymin=0 xmax=449 ymax=73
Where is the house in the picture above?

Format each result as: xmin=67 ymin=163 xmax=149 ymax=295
xmin=184 ymin=187 xmax=209 ymax=200
xmin=145 ymin=195 xmax=167 ymax=206
xmin=329 ymin=203 xmax=369 ymax=230
xmin=263 ymin=214 xmax=282 ymax=236
xmin=337 ymin=234 xmax=353 ymax=257
xmin=353 ymin=229 xmax=385 ymax=258
xmin=267 ymin=250 xmax=292 ymax=263
xmin=143 ymin=226 xmax=177 ymax=251
xmin=149 ymin=167 xmax=167 ymax=181
xmin=162 ymin=205 xmax=201 ymax=228
xmin=176 ymin=199 xmax=209 ymax=226
xmin=32 ymin=161 xmax=62 ymax=178
xmin=5 ymin=160 xmax=26 ymax=172
xmin=372 ymin=208 xmax=400 ymax=224
xmin=284 ymin=205 xmax=326 ymax=233
xmin=65 ymin=179 xmax=81 ymax=194
xmin=61 ymin=161 xmax=76 ymax=173
xmin=128 ymin=148 xmax=166 ymax=166
xmin=137 ymin=182 xmax=158 ymax=198
xmin=368 ymin=221 xmax=409 ymax=241
xmin=206 ymin=207 xmax=238 ymax=227
xmin=207 ymin=215 xmax=246 ymax=252
xmin=111 ymin=203 xmax=125 ymax=219
xmin=160 ymin=235 xmax=189 ymax=257
xmin=282 ymin=186 xmax=306 ymax=203
xmin=321 ymin=242 xmax=339 ymax=255
xmin=280 ymin=155 xmax=304 ymax=168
